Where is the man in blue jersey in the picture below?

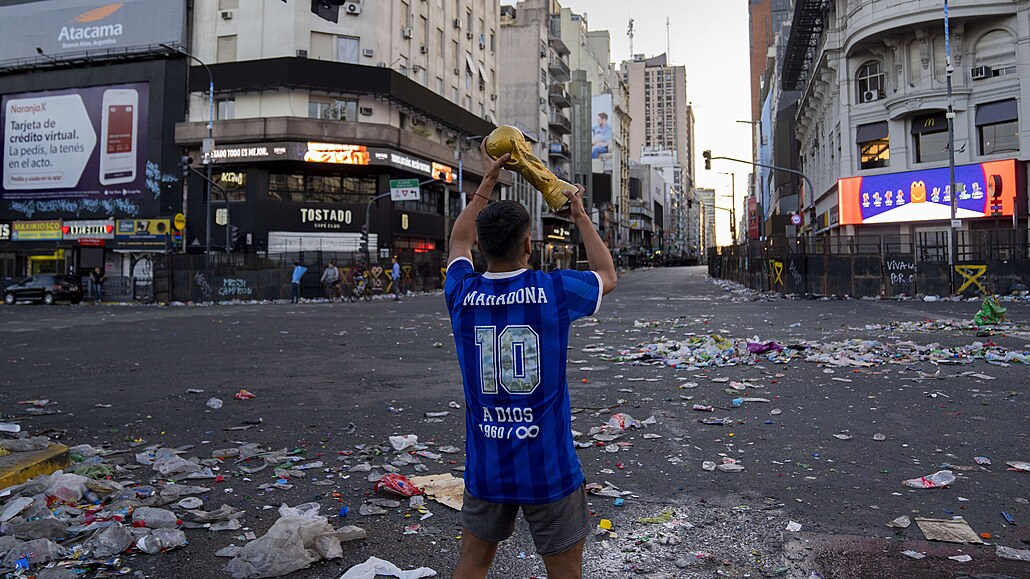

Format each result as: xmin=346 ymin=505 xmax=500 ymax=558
xmin=446 ymin=143 xmax=617 ymax=579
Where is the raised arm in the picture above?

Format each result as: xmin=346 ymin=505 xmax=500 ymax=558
xmin=565 ymin=185 xmax=616 ymax=295
xmin=447 ymin=142 xmax=510 ymax=263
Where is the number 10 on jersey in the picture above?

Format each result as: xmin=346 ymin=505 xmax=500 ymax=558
xmin=474 ymin=325 xmax=541 ymax=395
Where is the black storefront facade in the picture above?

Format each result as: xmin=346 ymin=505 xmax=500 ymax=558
xmin=174 ymin=57 xmax=507 ymax=292
xmin=0 ymin=58 xmax=188 ymax=292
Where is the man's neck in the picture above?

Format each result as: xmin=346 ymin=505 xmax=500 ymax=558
xmin=486 ymin=261 xmax=528 ymax=273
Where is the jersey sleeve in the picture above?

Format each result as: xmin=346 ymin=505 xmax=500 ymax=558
xmin=558 ymin=269 xmax=603 ymax=320
xmin=444 ymin=257 xmax=475 ymax=308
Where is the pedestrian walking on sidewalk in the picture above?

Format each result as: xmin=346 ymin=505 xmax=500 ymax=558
xmin=290 ymin=261 xmax=307 ymax=303
xmin=392 ymin=257 xmax=402 ymax=301
xmin=445 ymin=142 xmax=617 ymax=579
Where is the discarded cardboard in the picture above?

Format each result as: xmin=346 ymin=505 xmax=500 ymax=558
xmin=914 ymin=517 xmax=983 ymax=544
xmin=408 ymin=474 xmax=464 ymax=511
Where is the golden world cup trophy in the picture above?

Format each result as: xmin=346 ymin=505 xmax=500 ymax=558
xmin=484 ymin=125 xmax=573 ymax=212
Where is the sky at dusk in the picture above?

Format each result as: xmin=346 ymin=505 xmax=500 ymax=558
xmin=554 ymin=0 xmax=753 ymax=245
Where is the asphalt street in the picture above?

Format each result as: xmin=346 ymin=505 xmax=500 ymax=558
xmin=1 ymin=266 xmax=1029 ymax=578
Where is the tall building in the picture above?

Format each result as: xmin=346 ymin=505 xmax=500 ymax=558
xmin=174 ymin=0 xmax=505 ymax=275
xmin=783 ymin=0 xmax=1029 ymax=237
xmin=498 ymin=0 xmax=575 ymax=268
xmin=749 ymin=0 xmax=796 ymax=239
xmin=562 ymin=11 xmax=630 ymax=254
xmin=623 ymin=53 xmax=698 ymax=261
xmin=624 ymin=54 xmax=689 ymax=163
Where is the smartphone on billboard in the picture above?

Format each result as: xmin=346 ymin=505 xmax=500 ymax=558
xmin=99 ymin=89 xmax=139 ymax=185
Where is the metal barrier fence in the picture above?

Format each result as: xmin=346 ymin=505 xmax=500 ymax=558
xmin=152 ymin=251 xmax=444 ymax=303
xmin=708 ymin=229 xmax=1030 ymax=298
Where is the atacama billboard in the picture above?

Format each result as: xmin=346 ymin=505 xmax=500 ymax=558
xmin=0 ymin=0 xmax=186 ymax=68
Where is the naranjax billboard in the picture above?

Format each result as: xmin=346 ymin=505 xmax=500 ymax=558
xmin=2 ymin=83 xmax=150 ymax=201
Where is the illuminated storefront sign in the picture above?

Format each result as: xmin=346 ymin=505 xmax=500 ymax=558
xmin=11 ymin=220 xmax=62 ymax=241
xmin=304 ymin=142 xmax=452 ymax=179
xmin=838 ymin=159 xmax=1018 ymax=225
xmin=62 ymin=219 xmax=114 ymax=240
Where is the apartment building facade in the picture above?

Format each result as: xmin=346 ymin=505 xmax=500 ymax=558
xmin=175 ymin=0 xmax=505 ymax=271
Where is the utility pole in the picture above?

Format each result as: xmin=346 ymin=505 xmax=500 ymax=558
xmin=720 ymin=172 xmax=736 ymax=243
xmin=944 ymin=0 xmax=958 ymax=295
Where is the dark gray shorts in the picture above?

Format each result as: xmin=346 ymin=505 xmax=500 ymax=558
xmin=460 ymin=485 xmax=589 ymax=556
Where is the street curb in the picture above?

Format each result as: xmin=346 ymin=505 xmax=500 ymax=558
xmin=0 ymin=443 xmax=71 ymax=490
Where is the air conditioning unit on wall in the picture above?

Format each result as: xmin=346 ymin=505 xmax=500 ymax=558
xmin=343 ymin=1 xmax=362 ymax=15
xmin=971 ymin=65 xmax=992 ymax=80
xmin=861 ymin=90 xmax=882 ymax=103
xmin=220 ymin=10 xmax=233 ymax=20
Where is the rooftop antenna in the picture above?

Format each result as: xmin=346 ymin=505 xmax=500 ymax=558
xmin=666 ymin=17 xmax=671 ymax=61
xmin=628 ymin=18 xmax=634 ymax=57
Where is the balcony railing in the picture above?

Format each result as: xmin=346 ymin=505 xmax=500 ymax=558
xmin=548 ymin=85 xmax=571 ymax=108
xmin=547 ymin=111 xmax=572 ymax=134
xmin=547 ymin=55 xmax=570 ymax=82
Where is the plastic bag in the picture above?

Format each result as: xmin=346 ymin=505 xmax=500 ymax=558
xmin=607 ymin=413 xmax=641 ymax=430
xmin=338 ymin=557 xmax=437 ymax=579
xmin=85 ymin=524 xmax=133 ymax=558
xmin=0 ymin=538 xmax=64 ymax=569
xmin=973 ymin=296 xmax=1006 ymax=326
xmin=373 ymin=474 xmax=423 ymax=498
xmin=45 ymin=472 xmax=89 ymax=503
xmin=747 ymin=340 xmax=783 ymax=354
xmin=224 ymin=503 xmax=340 ymax=579
xmin=902 ymin=470 xmax=955 ymax=489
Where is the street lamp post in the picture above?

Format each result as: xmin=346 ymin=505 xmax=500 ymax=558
xmin=944 ymin=1 xmax=958 ymax=295
xmin=162 ymin=44 xmax=216 ymax=257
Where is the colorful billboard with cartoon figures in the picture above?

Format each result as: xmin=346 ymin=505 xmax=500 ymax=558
xmin=838 ymin=160 xmax=1018 ymax=225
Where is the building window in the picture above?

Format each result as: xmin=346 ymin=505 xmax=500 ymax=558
xmin=337 ymin=36 xmax=360 ymax=64
xmin=856 ymin=61 xmax=884 ymax=103
xmin=268 ymin=173 xmax=376 ymax=204
xmin=976 ymin=99 xmax=1019 ymax=155
xmin=490 ymin=31 xmax=495 ymax=52
xmin=912 ymin=112 xmax=948 ymax=163
xmin=856 ymin=121 xmax=889 ymax=169
xmin=465 ymin=62 xmax=473 ymax=92
xmin=974 ymin=30 xmax=1017 ymax=77
xmin=216 ymin=35 xmax=237 ymax=63
xmin=216 ymin=98 xmax=235 ymax=121
xmin=309 ymin=97 xmax=358 ymax=121
xmin=932 ymin=36 xmax=947 ymax=83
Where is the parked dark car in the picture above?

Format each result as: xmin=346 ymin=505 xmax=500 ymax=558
xmin=3 ymin=274 xmax=83 ymax=305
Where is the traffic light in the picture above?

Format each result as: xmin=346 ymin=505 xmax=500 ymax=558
xmin=360 ymin=223 xmax=369 ymax=252
xmin=180 ymin=155 xmax=193 ymax=178
xmin=703 ymin=150 xmax=711 ymax=171
xmin=229 ymin=225 xmax=240 ymax=245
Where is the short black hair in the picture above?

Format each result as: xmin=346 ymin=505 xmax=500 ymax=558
xmin=476 ymin=200 xmax=530 ymax=262
xmin=598 ymin=112 xmax=608 ymax=120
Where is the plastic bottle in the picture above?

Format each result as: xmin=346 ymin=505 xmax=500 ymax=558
xmin=902 ymin=469 xmax=955 ymax=489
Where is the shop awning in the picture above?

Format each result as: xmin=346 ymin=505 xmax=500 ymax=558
xmin=975 ymin=99 xmax=1017 ymax=126
xmin=856 ymin=121 xmax=888 ymax=143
